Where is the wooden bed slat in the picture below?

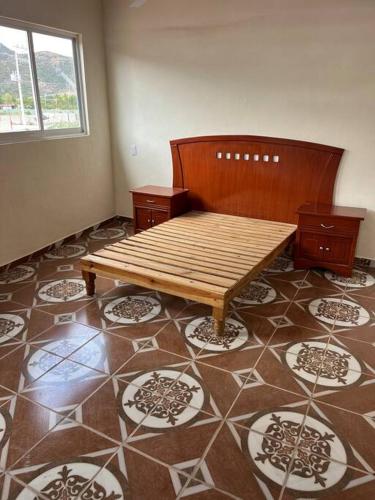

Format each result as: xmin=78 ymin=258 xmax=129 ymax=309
xmin=170 ymin=219 xmax=291 ymax=242
xmin=151 ymin=225 xmax=279 ymax=252
xmin=135 ymin=230 xmax=270 ymax=259
xmin=94 ymin=249 xmax=237 ymax=288
xmin=109 ymin=243 xmax=244 ymax=279
xmin=132 ymin=234 xmax=263 ymax=264
xmin=113 ymin=239 xmax=252 ymax=272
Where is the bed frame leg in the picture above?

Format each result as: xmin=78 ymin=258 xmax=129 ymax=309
xmin=82 ymin=270 xmax=96 ymax=296
xmin=212 ymin=306 xmax=226 ymax=337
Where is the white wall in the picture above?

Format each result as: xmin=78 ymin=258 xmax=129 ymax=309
xmin=103 ymin=0 xmax=375 ymax=259
xmin=0 ymin=0 xmax=114 ymax=266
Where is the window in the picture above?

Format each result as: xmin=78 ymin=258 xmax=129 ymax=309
xmin=0 ymin=18 xmax=87 ymax=143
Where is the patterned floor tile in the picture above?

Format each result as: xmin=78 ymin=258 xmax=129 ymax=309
xmin=299 ymin=400 xmax=375 ymax=474
xmin=20 ymin=359 xmax=108 ymax=412
xmin=305 ymin=268 xmax=349 ymax=291
xmin=287 ymin=296 xmax=342 ymax=333
xmin=331 ymin=318 xmax=375 ymax=344
xmin=0 ymin=264 xmax=38 ymax=295
xmin=282 ymin=463 xmax=375 ymax=499
xmin=5 ymin=282 xmax=38 ymax=309
xmin=198 ymin=422 xmax=286 ymax=498
xmin=267 ymin=323 xmax=330 ymax=353
xmin=153 ymin=320 xmax=205 ymax=359
xmin=7 ymin=440 xmax=120 ymax=498
xmin=232 ymin=276 xmax=295 ymax=318
xmin=75 ymin=377 xmax=145 ymax=444
xmin=115 ymin=347 xmax=190 ymax=384
xmin=0 ymin=396 xmax=69 ymax=471
xmin=0 ymin=473 xmax=48 ymax=500
xmin=119 ymin=446 xmax=205 ymax=499
xmin=325 ymin=335 xmax=375 ymax=376
xmin=128 ymin=417 xmax=221 ymax=468
xmin=0 ymin=343 xmax=70 ymax=393
xmin=249 ymin=347 xmax=319 ymax=397
xmin=175 ymin=362 xmax=237 ymax=416
xmin=107 ymin=318 xmax=170 ymax=343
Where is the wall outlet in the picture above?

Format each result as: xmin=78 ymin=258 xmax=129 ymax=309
xmin=130 ymin=144 xmax=138 ymax=156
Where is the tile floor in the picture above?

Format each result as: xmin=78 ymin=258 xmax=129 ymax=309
xmin=0 ymin=218 xmax=374 ymax=499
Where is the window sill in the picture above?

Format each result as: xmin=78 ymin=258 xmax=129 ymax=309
xmin=0 ymin=130 xmax=89 ymax=146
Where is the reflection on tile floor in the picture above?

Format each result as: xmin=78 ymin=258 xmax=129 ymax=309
xmin=0 ymin=219 xmax=374 ymax=498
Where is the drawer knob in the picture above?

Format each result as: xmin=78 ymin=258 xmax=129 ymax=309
xmin=325 ymin=247 xmax=330 ymax=251
xmin=146 ymin=199 xmax=155 ymax=203
xmin=320 ymin=223 xmax=335 ymax=229
xmin=319 ymin=246 xmax=324 ymax=250
xmin=147 ymin=219 xmax=150 ymax=223
xmin=152 ymin=220 xmax=155 ymax=223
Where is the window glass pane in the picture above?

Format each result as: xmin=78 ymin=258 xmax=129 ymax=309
xmin=0 ymin=26 xmax=39 ymax=133
xmin=33 ymin=32 xmax=81 ymax=130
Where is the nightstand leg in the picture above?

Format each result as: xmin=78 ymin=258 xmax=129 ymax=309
xmin=82 ymin=270 xmax=96 ymax=296
xmin=212 ymin=306 xmax=226 ymax=337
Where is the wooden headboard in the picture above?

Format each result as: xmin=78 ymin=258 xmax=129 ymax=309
xmin=170 ymin=135 xmax=344 ymax=224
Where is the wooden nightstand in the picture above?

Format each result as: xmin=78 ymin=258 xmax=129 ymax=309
xmin=130 ymin=185 xmax=189 ymax=233
xmin=294 ymin=203 xmax=366 ymax=277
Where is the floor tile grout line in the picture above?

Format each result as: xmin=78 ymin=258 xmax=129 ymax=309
xmin=277 ymin=397 xmax=314 ymax=499
xmin=176 ymin=419 xmax=227 ymax=499
xmin=76 ymin=447 xmax=122 ymax=500
xmin=3 ymin=469 xmax=51 ymax=500
xmin=122 ymin=442 xmax=241 ymax=499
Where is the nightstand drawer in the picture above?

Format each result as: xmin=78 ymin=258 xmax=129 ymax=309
xmin=133 ymin=193 xmax=170 ymax=209
xmin=299 ymin=214 xmax=359 ymax=236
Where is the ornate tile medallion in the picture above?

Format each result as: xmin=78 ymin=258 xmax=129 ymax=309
xmin=44 ymin=244 xmax=86 ymax=259
xmin=266 ymin=256 xmax=294 ymax=273
xmin=25 ymin=339 xmax=103 ymax=383
xmin=242 ymin=409 xmax=352 ymax=495
xmin=0 ymin=265 xmax=35 ymax=284
xmin=325 ymin=270 xmax=375 ymax=289
xmin=15 ymin=458 xmax=127 ymax=499
xmin=103 ymin=295 xmax=161 ymax=324
xmin=284 ymin=341 xmax=363 ymax=387
xmin=184 ymin=316 xmax=249 ymax=352
xmin=38 ymin=279 xmax=87 ymax=303
xmin=0 ymin=313 xmax=26 ymax=343
xmin=0 ymin=407 xmax=12 ymax=451
xmin=308 ymin=298 xmax=370 ymax=327
xmin=119 ymin=369 xmax=206 ymax=429
xmin=89 ymin=228 xmax=125 ymax=240
xmin=233 ymin=281 xmax=277 ymax=305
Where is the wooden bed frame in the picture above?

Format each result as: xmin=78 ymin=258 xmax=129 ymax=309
xmin=81 ymin=135 xmax=343 ymax=335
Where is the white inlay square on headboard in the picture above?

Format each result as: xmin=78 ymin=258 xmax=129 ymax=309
xmin=243 ymin=153 xmax=250 ymax=160
xmin=263 ymin=155 xmax=269 ymax=162
xmin=216 ymin=152 xmax=222 ymax=159
xmin=226 ymin=152 xmax=231 ymax=160
xmin=273 ymin=155 xmax=279 ymax=163
xmin=253 ymin=154 xmax=259 ymax=161
xmin=234 ymin=153 xmax=240 ymax=160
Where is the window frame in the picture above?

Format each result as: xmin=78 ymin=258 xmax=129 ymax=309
xmin=0 ymin=16 xmax=88 ymax=145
